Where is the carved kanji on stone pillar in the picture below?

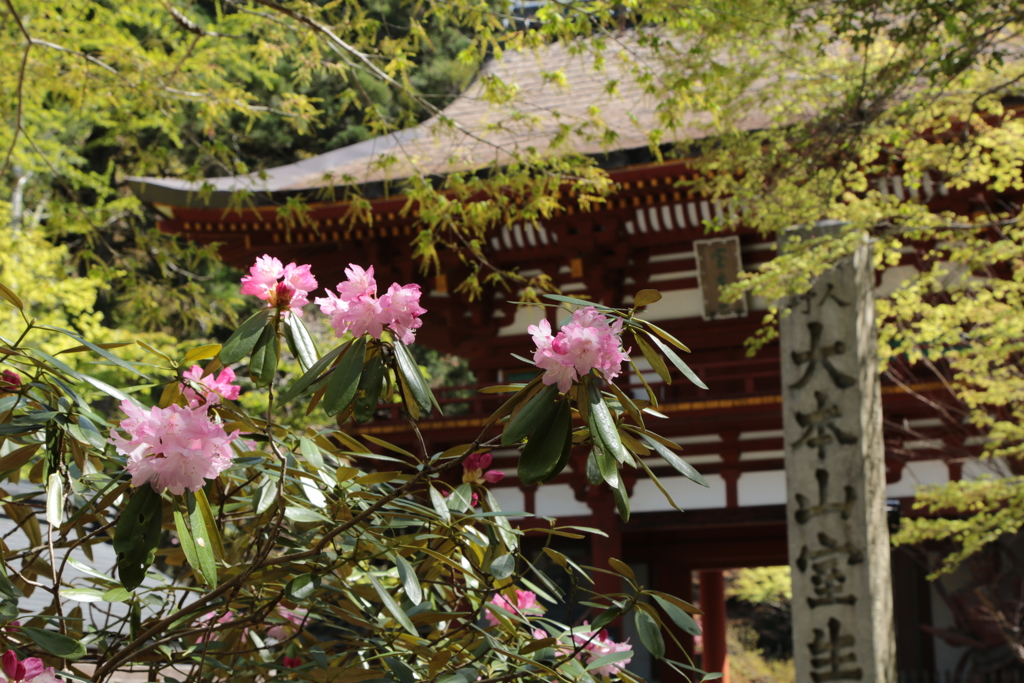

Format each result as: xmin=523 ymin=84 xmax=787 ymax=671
xmin=780 ymin=226 xmax=895 ymax=683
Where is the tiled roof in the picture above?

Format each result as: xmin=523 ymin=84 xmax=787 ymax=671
xmin=129 ymin=33 xmax=772 ymax=206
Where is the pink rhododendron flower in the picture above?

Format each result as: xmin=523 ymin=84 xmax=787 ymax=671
xmin=486 ymin=589 xmax=541 ymax=627
xmin=282 ymin=656 xmax=302 ymax=669
xmin=240 ymin=255 xmax=318 ymax=317
xmin=181 ymin=366 xmax=240 ymax=408
xmin=109 ymin=400 xmax=238 ymax=495
xmin=267 ymin=607 xmax=307 ymax=640
xmin=0 ymin=651 xmax=61 ymax=683
xmin=527 ymin=307 xmax=629 ymax=392
xmin=378 ymin=283 xmax=426 ymax=345
xmin=0 ymin=371 xmax=21 ymax=393
xmin=316 ymin=264 xmax=426 ymax=344
xmin=195 ymin=610 xmax=235 ymax=643
xmin=571 ymin=624 xmax=632 ymax=676
xmin=462 ymin=452 xmax=504 ymax=485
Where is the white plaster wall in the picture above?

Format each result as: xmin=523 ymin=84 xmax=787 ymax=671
xmin=885 ymin=459 xmax=950 ymax=498
xmin=497 ymin=304 xmax=546 ymax=337
xmin=636 ymin=288 xmax=704 ymax=322
xmin=489 ymin=486 xmax=526 ymax=519
xmin=738 ymin=470 xmax=788 ymax=506
xmin=630 ymin=473 xmax=726 ymax=512
xmin=534 ymin=483 xmax=592 ymax=517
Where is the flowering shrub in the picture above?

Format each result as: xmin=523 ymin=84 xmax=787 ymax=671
xmin=0 ymin=263 xmax=707 ymax=682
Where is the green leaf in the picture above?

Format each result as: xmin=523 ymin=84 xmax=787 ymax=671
xmin=37 ymin=325 xmax=149 ymax=379
xmin=183 ymin=344 xmax=221 ymax=362
xmin=392 ymin=340 xmax=433 ymax=416
xmin=310 ymin=646 xmax=329 ymax=670
xmin=253 ymin=481 xmax=277 ymax=515
xmin=45 ymin=473 xmax=63 ymax=527
xmin=541 ymin=294 xmax=615 ymax=310
xmin=219 ymin=308 xmax=272 ymax=365
xmin=586 ymin=649 xmax=635 ymax=673
xmin=60 ymin=588 xmax=106 ymax=603
xmin=635 ymin=610 xmax=666 ymax=659
xmin=633 ymin=289 xmax=662 ymax=307
xmin=21 ymin=627 xmax=86 ymax=660
xmin=0 ymin=281 xmax=24 ymax=310
xmin=395 ymin=555 xmax=422 ymax=604
xmin=285 ymin=507 xmax=330 ymax=523
xmin=640 ymin=433 xmax=709 ymax=487
xmin=278 ymin=342 xmax=348 ymax=403
xmin=590 ymin=606 xmax=622 ymax=631
xmin=173 ymin=502 xmax=204 ymax=585
xmin=634 ymin=333 xmax=672 ymax=384
xmin=594 ymin=444 xmax=620 ymax=489
xmin=642 ymin=321 xmax=691 ymax=353
xmin=368 ymin=572 xmax=418 ymax=636
xmin=429 ymin=486 xmax=451 ymax=525
xmin=102 ymin=586 xmax=132 ymax=602
xmin=249 ymin=324 xmax=279 ymax=387
xmin=518 ymin=398 xmax=572 ymax=486
xmin=490 ymin=554 xmax=515 ymax=580
xmin=502 ymin=382 xmax=559 ymax=446
xmin=323 ymin=336 xmax=366 ymax=416
xmin=612 ymin=476 xmax=631 ymax=522
xmin=285 ymin=573 xmax=321 ymax=601
xmin=299 ymin=437 xmax=325 ymax=469
xmin=447 ymin=484 xmax=474 ymax=512
xmin=643 ymin=331 xmax=708 ymax=390
xmin=284 ymin=315 xmax=319 ymax=372
xmin=652 ymin=595 xmax=702 ymax=636
xmin=353 ymin=351 xmax=385 ymax=423
xmin=114 ymin=486 xmax=163 ymax=591
xmin=587 ymin=379 xmax=626 ymax=463
xmin=585 ymin=449 xmax=602 ymax=485
xmin=187 ymin=491 xmax=218 ymax=586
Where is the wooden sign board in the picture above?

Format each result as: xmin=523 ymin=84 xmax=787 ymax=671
xmin=694 ymin=236 xmax=747 ymax=320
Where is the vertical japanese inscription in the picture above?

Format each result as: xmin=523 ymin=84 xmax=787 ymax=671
xmin=780 ymin=232 xmax=895 ymax=683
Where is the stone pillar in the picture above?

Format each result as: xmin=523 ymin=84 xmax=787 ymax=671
xmin=699 ymin=570 xmax=730 ymax=683
xmin=780 ymin=233 xmax=896 ymax=683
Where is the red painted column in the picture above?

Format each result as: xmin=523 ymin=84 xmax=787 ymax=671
xmin=699 ymin=570 xmax=729 ymax=683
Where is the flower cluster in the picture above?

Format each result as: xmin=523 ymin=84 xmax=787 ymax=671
xmin=109 ymin=400 xmax=239 ymax=495
xmin=181 ymin=365 xmax=241 ymax=408
xmin=486 ymin=589 xmax=541 ymax=627
xmin=572 ymin=624 xmax=633 ymax=676
xmin=0 ymin=371 xmax=20 ymax=393
xmin=315 ymin=264 xmax=425 ymax=344
xmin=528 ymin=307 xmax=630 ymax=392
xmin=240 ymin=255 xmax=318 ymax=317
xmin=0 ymin=652 xmax=60 ymax=683
xmin=462 ymin=452 xmax=504 ymax=485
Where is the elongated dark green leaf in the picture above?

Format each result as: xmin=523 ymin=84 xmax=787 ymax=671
xmin=541 ymin=294 xmax=616 ymax=310
xmin=353 ymin=351 xmax=385 ymax=423
xmin=483 ymin=376 xmax=542 ymax=427
xmin=299 ymin=437 xmax=325 ymax=469
xmin=635 ymin=610 xmax=666 ymax=659
xmin=502 ymin=383 xmax=559 ymax=446
xmin=21 ymin=627 xmax=86 ymax=660
xmin=285 ymin=573 xmax=321 ymax=601
xmin=429 ymin=486 xmax=451 ymax=525
xmin=392 ymin=340 xmax=433 ymax=416
xmin=642 ymin=321 xmax=691 ymax=352
xmin=219 ymin=308 xmax=272 ymax=365
xmin=518 ymin=399 xmax=571 ymax=486
xmin=395 ymin=555 xmax=422 ymax=604
xmin=612 ymin=476 xmax=630 ymax=522
xmin=114 ymin=486 xmax=163 ymax=591
xmin=253 ymin=481 xmax=277 ymax=515
xmin=587 ymin=379 xmax=626 ymax=463
xmin=447 ymin=484 xmax=474 ymax=512
xmin=173 ymin=503 xmax=205 ymax=585
xmin=323 ymin=336 xmax=366 ymax=416
xmin=37 ymin=325 xmax=149 ymax=379
xmin=278 ymin=342 xmax=348 ymax=403
xmin=249 ymin=325 xmax=278 ymax=387
xmin=652 ymin=595 xmax=702 ymax=636
xmin=585 ymin=449 xmax=602 ymax=485
xmin=640 ymin=433 xmax=709 ymax=487
xmin=187 ymin=491 xmax=217 ymax=586
xmin=643 ymin=331 xmax=708 ymax=390
xmin=284 ymin=315 xmax=319 ymax=372
xmin=594 ymin=444 xmax=620 ymax=489
xmin=633 ymin=333 xmax=672 ymax=384
xmin=368 ymin=572 xmax=418 ymax=636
